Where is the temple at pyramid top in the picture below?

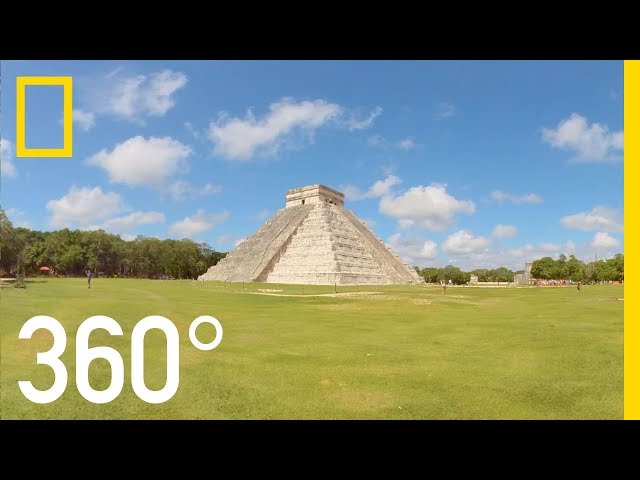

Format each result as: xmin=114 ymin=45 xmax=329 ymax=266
xmin=198 ymin=183 xmax=423 ymax=285
xmin=285 ymin=184 xmax=345 ymax=208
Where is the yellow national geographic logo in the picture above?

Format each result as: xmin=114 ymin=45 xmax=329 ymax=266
xmin=16 ymin=76 xmax=73 ymax=157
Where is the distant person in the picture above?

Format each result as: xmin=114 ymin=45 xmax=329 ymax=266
xmin=441 ymin=280 xmax=447 ymax=294
xmin=87 ymin=269 xmax=92 ymax=289
xmin=576 ymin=281 xmax=581 ymax=292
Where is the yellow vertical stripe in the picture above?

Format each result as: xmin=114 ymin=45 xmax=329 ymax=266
xmin=15 ymin=76 xmax=73 ymax=157
xmin=15 ymin=77 xmax=26 ymax=157
xmin=624 ymin=60 xmax=639 ymax=419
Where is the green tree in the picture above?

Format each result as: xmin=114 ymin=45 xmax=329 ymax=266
xmin=492 ymin=267 xmax=514 ymax=282
xmin=0 ymin=209 xmax=25 ymax=275
xmin=565 ymin=255 xmax=585 ymax=282
xmin=57 ymin=243 xmax=85 ymax=274
xmin=470 ymin=269 xmax=489 ymax=282
xmin=585 ymin=262 xmax=596 ymax=283
xmin=419 ymin=267 xmax=440 ymax=283
xmin=597 ymin=259 xmax=618 ymax=282
xmin=443 ymin=265 xmax=467 ymax=285
xmin=0 ymin=214 xmax=228 ymax=280
xmin=609 ymin=253 xmax=624 ymax=281
xmin=554 ymin=254 xmax=568 ymax=279
xmin=531 ymin=257 xmax=555 ymax=280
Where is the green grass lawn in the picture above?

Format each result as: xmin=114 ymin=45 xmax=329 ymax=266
xmin=0 ymin=278 xmax=623 ymax=419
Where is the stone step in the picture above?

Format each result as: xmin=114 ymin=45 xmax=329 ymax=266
xmin=198 ymin=204 xmax=314 ymax=281
xmin=201 ymin=200 xmax=423 ymax=285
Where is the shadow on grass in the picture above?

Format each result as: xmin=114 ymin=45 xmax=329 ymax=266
xmin=25 ymin=279 xmax=49 ymax=284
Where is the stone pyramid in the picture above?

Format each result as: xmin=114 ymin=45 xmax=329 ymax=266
xmin=198 ymin=185 xmax=424 ymax=285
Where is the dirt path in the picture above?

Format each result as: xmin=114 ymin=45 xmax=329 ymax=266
xmin=242 ymin=291 xmax=384 ymax=298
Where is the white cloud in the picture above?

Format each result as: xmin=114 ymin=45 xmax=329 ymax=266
xmin=168 ymin=209 xmax=229 ymax=239
xmin=5 ymin=208 xmax=21 ymax=219
xmin=87 ymin=136 xmax=191 ymax=188
xmin=73 ymin=109 xmax=96 ymax=131
xmin=168 ymin=180 xmax=222 ymax=201
xmin=361 ymin=218 xmax=377 ymax=228
xmin=216 ymin=233 xmax=251 ymax=249
xmin=5 ymin=208 xmax=31 ymax=228
xmin=16 ymin=220 xmax=32 ymax=228
xmin=490 ymin=190 xmax=543 ymax=204
xmin=397 ymin=137 xmax=416 ymax=151
xmin=1 ymin=138 xmax=17 ymax=178
xmin=184 ymin=121 xmax=202 ymax=139
xmin=538 ymin=243 xmax=563 ymax=252
xmin=381 ymin=164 xmax=395 ymax=176
xmin=254 ymin=209 xmax=272 ymax=221
xmin=541 ymin=113 xmax=623 ymax=162
xmin=370 ymin=176 xmax=402 ymax=197
xmin=209 ymin=97 xmax=342 ymax=161
xmin=398 ymin=219 xmax=415 ymax=229
xmin=367 ymin=135 xmax=416 ymax=151
xmin=590 ymin=232 xmax=620 ymax=248
xmin=105 ymin=66 xmax=125 ymax=79
xmin=344 ymin=175 xmax=402 ymax=201
xmin=563 ymin=238 xmax=622 ymax=263
xmin=439 ymin=237 xmax=623 ymax=272
xmin=441 ymin=241 xmax=571 ymax=271
xmin=387 ymin=233 xmax=438 ymax=264
xmin=344 ymin=106 xmax=383 ymax=130
xmin=442 ymin=230 xmax=490 ymax=254
xmin=97 ymin=69 xmax=188 ymax=122
xmin=387 ymin=232 xmax=622 ymax=271
xmin=492 ymin=224 xmax=518 ymax=238
xmin=367 ymin=134 xmax=387 ymax=148
xmin=560 ymin=206 xmax=623 ymax=233
xmin=47 ymin=186 xmax=125 ymax=228
xmin=91 ymin=211 xmax=165 ymax=234
xmin=435 ymin=102 xmax=456 ymax=119
xmin=200 ymin=183 xmax=221 ymax=195
xmin=379 ymin=183 xmax=475 ymax=231
xmin=77 ymin=69 xmax=187 ymax=127
xmin=216 ymin=234 xmax=232 ymax=244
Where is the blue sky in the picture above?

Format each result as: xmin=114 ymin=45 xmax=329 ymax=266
xmin=0 ymin=60 xmax=623 ymax=270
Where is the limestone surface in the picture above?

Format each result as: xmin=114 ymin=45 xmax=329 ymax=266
xmin=198 ymin=185 xmax=423 ymax=285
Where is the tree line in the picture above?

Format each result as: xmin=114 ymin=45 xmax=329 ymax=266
xmin=530 ymin=254 xmax=623 ymax=283
xmin=415 ymin=253 xmax=623 ymax=285
xmin=2 ymin=209 xmax=624 ymax=283
xmin=416 ymin=265 xmax=515 ymax=285
xmin=0 ymin=209 xmax=226 ymax=279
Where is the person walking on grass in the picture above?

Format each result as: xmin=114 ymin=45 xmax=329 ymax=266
xmin=441 ymin=280 xmax=447 ymax=294
xmin=87 ymin=269 xmax=92 ymax=289
xmin=577 ymin=281 xmax=581 ymax=292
